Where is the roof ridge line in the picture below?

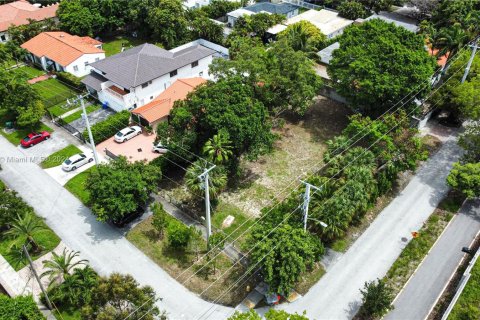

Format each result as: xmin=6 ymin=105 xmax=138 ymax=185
xmin=43 ymin=31 xmax=100 ymax=55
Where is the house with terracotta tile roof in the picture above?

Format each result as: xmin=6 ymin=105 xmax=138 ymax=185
xmin=131 ymin=77 xmax=206 ymax=129
xmin=0 ymin=0 xmax=58 ymax=43
xmin=82 ymin=41 xmax=216 ymax=112
xmin=21 ymin=31 xmax=105 ymax=77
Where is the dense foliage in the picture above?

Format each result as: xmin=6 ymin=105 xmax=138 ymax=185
xmin=228 ymin=309 xmax=309 ymax=320
xmin=328 ymin=19 xmax=436 ymax=116
xmin=447 ymin=162 xmax=480 ymax=199
xmin=227 ymin=13 xmax=285 ymax=43
xmin=277 ymin=21 xmax=327 ymax=58
xmin=167 ymin=218 xmax=194 ymax=250
xmin=0 ymin=295 xmax=45 ymax=320
xmin=337 ymin=0 xmax=368 ymax=20
xmin=146 ymin=0 xmax=189 ymax=48
xmin=0 ymin=68 xmax=45 ymax=128
xmin=86 ymin=157 xmax=161 ymax=223
xmin=358 ymin=279 xmax=394 ymax=318
xmin=83 ymin=110 xmax=130 ymax=143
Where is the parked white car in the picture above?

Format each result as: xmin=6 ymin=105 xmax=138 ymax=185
xmin=62 ymin=153 xmax=94 ymax=171
xmin=114 ymin=126 xmax=142 ymax=143
xmin=152 ymin=143 xmax=168 ymax=154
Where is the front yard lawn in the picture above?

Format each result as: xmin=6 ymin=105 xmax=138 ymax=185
xmin=62 ymin=104 xmax=100 ymax=123
xmin=64 ymin=167 xmax=95 ymax=205
xmin=0 ymin=217 xmax=60 ymax=271
xmin=40 ymin=144 xmax=82 ymax=169
xmin=127 ymin=212 xmax=257 ymax=306
xmin=47 ymin=102 xmax=79 ymax=118
xmin=212 ymin=202 xmax=254 ymax=249
xmin=0 ymin=122 xmax=53 ymax=146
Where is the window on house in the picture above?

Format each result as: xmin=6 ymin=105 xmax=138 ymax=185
xmin=170 ymin=70 xmax=177 ymax=77
xmin=199 ymin=71 xmax=204 ymax=76
xmin=84 ymin=61 xmax=89 ymax=66
xmin=191 ymin=61 xmax=199 ymax=68
xmin=150 ymin=96 xmax=153 ymax=100
xmin=73 ymin=65 xmax=78 ymax=71
xmin=0 ymin=35 xmax=6 ymax=42
xmin=142 ymin=82 xmax=149 ymax=88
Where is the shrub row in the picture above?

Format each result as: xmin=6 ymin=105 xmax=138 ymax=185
xmin=83 ymin=110 xmax=130 ymax=144
xmin=55 ymin=72 xmax=83 ymax=90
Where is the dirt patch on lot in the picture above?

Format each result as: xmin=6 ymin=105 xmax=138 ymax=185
xmin=221 ymin=97 xmax=351 ymax=217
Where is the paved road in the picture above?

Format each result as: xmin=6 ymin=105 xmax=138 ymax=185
xmin=0 ymin=135 xmax=233 ymax=320
xmin=386 ymin=200 xmax=480 ymax=320
xmin=270 ymin=138 xmax=464 ymax=320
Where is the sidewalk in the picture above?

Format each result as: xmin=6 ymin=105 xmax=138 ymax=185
xmin=385 ymin=200 xmax=480 ymax=320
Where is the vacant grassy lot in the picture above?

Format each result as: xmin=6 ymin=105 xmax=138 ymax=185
xmin=0 ymin=122 xmax=53 ymax=146
xmin=212 ymin=202 xmax=254 ymax=248
xmin=127 ymin=213 xmax=257 ymax=306
xmin=220 ymin=97 xmax=351 ymax=217
xmin=64 ymin=167 xmax=95 ymax=205
xmin=40 ymin=144 xmax=82 ymax=169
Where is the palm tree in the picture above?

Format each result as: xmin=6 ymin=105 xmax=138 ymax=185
xmin=184 ymin=161 xmax=227 ymax=199
xmin=202 ymin=132 xmax=233 ymax=165
xmin=41 ymin=248 xmax=88 ymax=287
xmin=5 ymin=212 xmax=47 ymax=252
xmin=49 ymin=266 xmax=98 ymax=307
xmin=436 ymin=24 xmax=469 ymax=64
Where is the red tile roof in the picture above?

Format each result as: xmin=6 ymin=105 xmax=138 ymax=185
xmin=0 ymin=0 xmax=58 ymax=32
xmin=21 ymin=31 xmax=104 ymax=66
xmin=132 ymin=78 xmax=206 ymax=123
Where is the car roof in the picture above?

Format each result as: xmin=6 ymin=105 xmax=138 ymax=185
xmin=119 ymin=127 xmax=133 ymax=134
xmin=68 ymin=153 xmax=84 ymax=161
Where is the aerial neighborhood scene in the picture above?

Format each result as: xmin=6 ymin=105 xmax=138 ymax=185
xmin=0 ymin=0 xmax=479 ymax=319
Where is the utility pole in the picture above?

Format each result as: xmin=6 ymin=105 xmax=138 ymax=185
xmin=80 ymin=95 xmax=99 ymax=165
xmin=461 ymin=38 xmax=479 ymax=83
xmin=300 ymin=180 xmax=327 ymax=232
xmin=22 ymin=245 xmax=53 ymax=310
xmin=199 ymin=165 xmax=216 ymax=243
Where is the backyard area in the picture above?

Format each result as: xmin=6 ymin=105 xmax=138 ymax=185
xmin=33 ymin=78 xmax=79 ymax=110
xmin=102 ymin=36 xmax=160 ymax=56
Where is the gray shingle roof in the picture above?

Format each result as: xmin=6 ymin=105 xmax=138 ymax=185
xmin=245 ymin=2 xmax=298 ymax=15
xmin=81 ymin=70 xmax=107 ymax=91
xmin=89 ymin=43 xmax=215 ymax=89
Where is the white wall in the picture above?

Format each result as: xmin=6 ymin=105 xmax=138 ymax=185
xmin=64 ymin=52 xmax=106 ymax=77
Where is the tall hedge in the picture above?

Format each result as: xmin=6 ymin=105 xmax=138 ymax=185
xmin=0 ymin=295 xmax=45 ymax=320
xmin=83 ymin=110 xmax=130 ymax=144
xmin=55 ymin=72 xmax=83 ymax=91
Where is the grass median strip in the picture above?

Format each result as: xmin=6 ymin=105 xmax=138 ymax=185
xmin=64 ymin=167 xmax=95 ymax=205
xmin=41 ymin=144 xmax=82 ymax=169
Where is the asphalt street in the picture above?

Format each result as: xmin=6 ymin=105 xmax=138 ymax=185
xmin=385 ymin=200 xmax=480 ymax=320
xmin=272 ymin=138 xmax=463 ymax=319
xmin=0 ymin=135 xmax=233 ymax=320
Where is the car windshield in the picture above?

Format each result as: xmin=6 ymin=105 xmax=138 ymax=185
xmin=23 ymin=137 xmax=30 ymax=141
xmin=64 ymin=159 xmax=72 ymax=165
xmin=116 ymin=132 xmax=124 ymax=137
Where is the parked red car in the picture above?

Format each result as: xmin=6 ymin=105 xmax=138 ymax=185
xmin=20 ymin=131 xmax=51 ymax=147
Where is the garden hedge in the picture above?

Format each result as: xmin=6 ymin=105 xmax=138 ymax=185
xmin=83 ymin=110 xmax=130 ymax=144
xmin=55 ymin=72 xmax=83 ymax=91
xmin=0 ymin=295 xmax=45 ymax=320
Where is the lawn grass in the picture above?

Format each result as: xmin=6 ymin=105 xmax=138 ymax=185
xmin=384 ymin=192 xmax=462 ymax=296
xmin=448 ymin=256 xmax=480 ymax=319
xmin=295 ymin=262 xmax=326 ymax=295
xmin=53 ymin=306 xmax=82 ymax=320
xmin=102 ymin=36 xmax=149 ymax=56
xmin=0 ymin=122 xmax=53 ymax=146
xmin=33 ymin=78 xmax=77 ymax=108
xmin=212 ymin=202 xmax=254 ymax=249
xmin=0 ymin=209 xmax=60 ymax=271
xmin=62 ymin=104 xmax=100 ymax=123
xmin=127 ymin=210 xmax=256 ymax=306
xmin=64 ymin=167 xmax=95 ymax=205
xmin=40 ymin=144 xmax=82 ymax=169
xmin=47 ymin=102 xmax=79 ymax=118
xmin=9 ymin=65 xmax=45 ymax=79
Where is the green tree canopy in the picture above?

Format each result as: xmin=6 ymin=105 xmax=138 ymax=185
xmin=447 ymin=162 xmax=480 ymax=199
xmin=227 ymin=13 xmax=284 ymax=43
xmin=199 ymin=0 xmax=242 ymax=19
xmin=459 ymin=122 xmax=480 ymax=163
xmin=228 ymin=309 xmax=309 ymax=320
xmin=278 ymin=20 xmax=327 ymax=57
xmin=158 ymin=76 xmax=274 ymax=160
xmin=328 ymin=19 xmax=436 ymax=116
xmin=358 ymin=279 xmax=394 ymax=318
xmin=81 ymin=273 xmax=160 ymax=320
xmin=57 ymin=0 xmax=105 ymax=36
xmin=86 ymin=157 xmax=161 ymax=223
xmin=248 ymin=223 xmax=324 ymax=295
xmin=189 ymin=14 xmax=224 ymax=44
xmin=0 ymin=295 xmax=45 ymax=320
xmin=337 ymin=0 xmax=368 ymax=20
xmin=147 ymin=0 xmax=188 ymax=48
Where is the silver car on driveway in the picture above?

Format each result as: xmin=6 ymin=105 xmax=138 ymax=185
xmin=62 ymin=153 xmax=94 ymax=171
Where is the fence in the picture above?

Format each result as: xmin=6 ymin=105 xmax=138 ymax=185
xmin=104 ymin=148 xmax=119 ymax=160
xmin=52 ymin=116 xmax=86 ymax=144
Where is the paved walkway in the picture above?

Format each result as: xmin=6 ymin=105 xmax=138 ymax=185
xmin=0 ymin=134 xmax=233 ymax=320
xmin=385 ymin=200 xmax=480 ymax=320
xmin=28 ymin=74 xmax=49 ymax=84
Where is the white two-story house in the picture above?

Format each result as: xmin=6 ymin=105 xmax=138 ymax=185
xmin=82 ymin=42 xmax=216 ymax=112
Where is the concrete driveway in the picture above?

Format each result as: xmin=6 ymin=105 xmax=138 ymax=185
xmin=16 ymin=130 xmax=70 ymax=164
xmin=70 ymin=107 xmax=115 ymax=132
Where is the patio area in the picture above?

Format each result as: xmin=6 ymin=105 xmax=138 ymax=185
xmin=96 ymin=132 xmax=160 ymax=162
